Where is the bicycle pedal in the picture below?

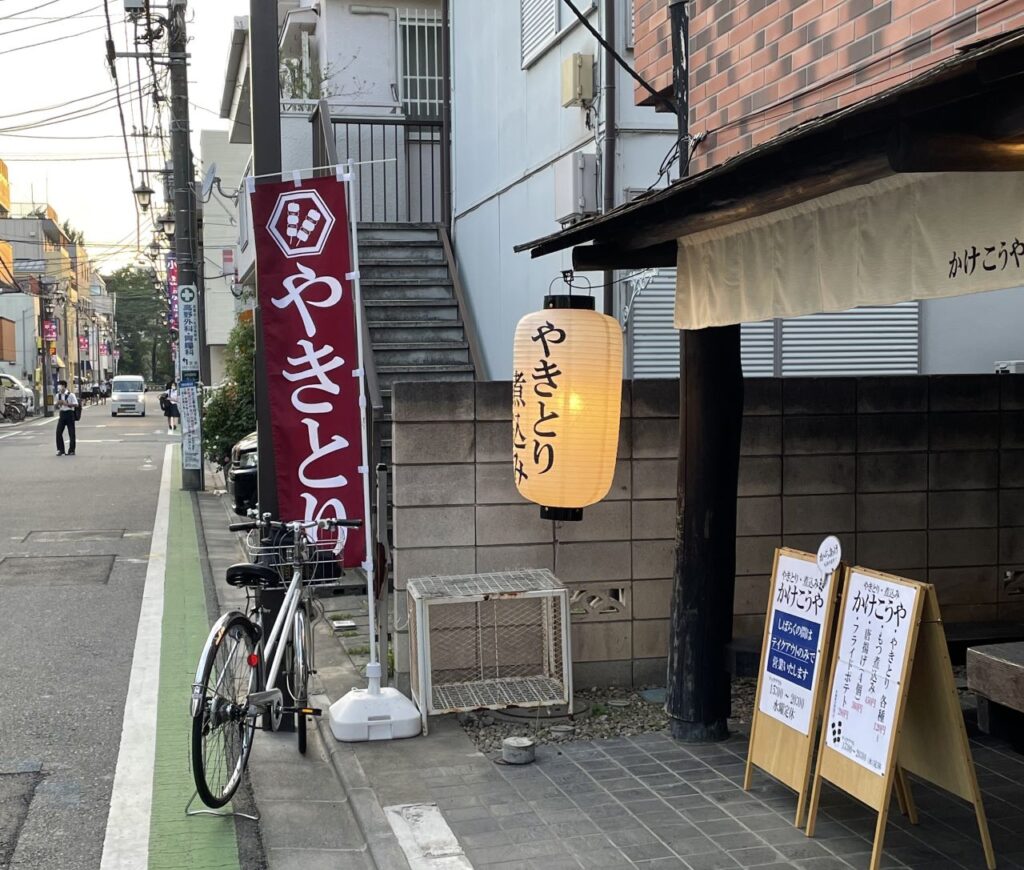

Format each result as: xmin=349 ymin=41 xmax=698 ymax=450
xmin=282 ymin=706 xmax=323 ymax=717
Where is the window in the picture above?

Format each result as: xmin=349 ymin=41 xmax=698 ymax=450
xmin=399 ymin=9 xmax=443 ymax=119
xmin=521 ymin=0 xmax=558 ymax=64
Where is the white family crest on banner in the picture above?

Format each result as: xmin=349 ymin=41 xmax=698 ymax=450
xmin=266 ymin=189 xmax=337 ymax=258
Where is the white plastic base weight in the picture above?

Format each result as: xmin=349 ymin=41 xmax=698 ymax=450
xmin=329 ymin=685 xmax=422 ymax=742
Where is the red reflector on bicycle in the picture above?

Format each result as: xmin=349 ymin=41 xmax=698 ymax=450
xmin=247 ymin=653 xmax=259 ymax=667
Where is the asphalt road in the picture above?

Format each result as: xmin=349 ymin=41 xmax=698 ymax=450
xmin=0 ymin=406 xmax=176 ymax=869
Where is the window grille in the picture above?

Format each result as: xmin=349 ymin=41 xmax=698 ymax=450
xmin=521 ymin=0 xmax=557 ymax=64
xmin=399 ymin=8 xmax=443 ymax=120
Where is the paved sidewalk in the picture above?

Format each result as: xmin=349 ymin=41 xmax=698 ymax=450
xmin=198 ymin=487 xmax=382 ymax=870
xmin=196 ymin=483 xmax=1024 ymax=870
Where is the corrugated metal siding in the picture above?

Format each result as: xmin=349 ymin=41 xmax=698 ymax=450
xmin=628 ymin=270 xmax=921 ymax=378
xmin=521 ymin=0 xmax=556 ymax=63
xmin=741 ymin=321 xmax=775 ymax=376
xmin=780 ymin=303 xmax=920 ymax=375
xmin=629 ymin=271 xmax=679 ymax=377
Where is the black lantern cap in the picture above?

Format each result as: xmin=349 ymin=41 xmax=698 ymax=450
xmin=540 ymin=506 xmax=584 ymax=522
xmin=544 ymin=295 xmax=595 ymax=311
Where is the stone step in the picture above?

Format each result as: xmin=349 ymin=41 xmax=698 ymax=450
xmin=361 ymin=281 xmax=454 ymax=302
xmin=364 ymin=299 xmax=460 ymax=322
xmin=373 ymin=342 xmax=470 ymax=367
xmin=369 ymin=320 xmax=466 ymax=344
xmin=357 ymin=223 xmax=438 ymax=242
xmin=360 ymin=263 xmax=450 ymax=281
xmin=376 ymin=365 xmax=475 ymax=389
xmin=358 ymin=241 xmax=445 ymax=262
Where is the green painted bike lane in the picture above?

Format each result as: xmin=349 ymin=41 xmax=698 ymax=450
xmin=149 ymin=448 xmax=242 ymax=870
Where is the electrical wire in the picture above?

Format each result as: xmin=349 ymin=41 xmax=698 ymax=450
xmin=0 ymin=2 xmax=101 ymax=36
xmin=0 ymin=0 xmax=66 ymax=22
xmin=0 ymin=20 xmax=106 ymax=54
xmin=103 ymin=0 xmax=140 ymax=252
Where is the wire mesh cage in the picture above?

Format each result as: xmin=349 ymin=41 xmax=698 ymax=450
xmin=243 ymin=527 xmax=350 ymax=585
xmin=406 ymin=569 xmax=573 ymax=734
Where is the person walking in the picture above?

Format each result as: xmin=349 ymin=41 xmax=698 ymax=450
xmin=55 ymin=379 xmax=78 ymax=456
xmin=163 ymin=381 xmax=180 ymax=432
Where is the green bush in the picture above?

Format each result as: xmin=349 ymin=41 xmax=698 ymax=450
xmin=203 ymin=318 xmax=256 ymax=465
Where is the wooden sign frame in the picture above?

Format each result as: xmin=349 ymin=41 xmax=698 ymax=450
xmin=743 ymin=547 xmax=842 ymax=827
xmin=806 ymin=567 xmax=995 ymax=870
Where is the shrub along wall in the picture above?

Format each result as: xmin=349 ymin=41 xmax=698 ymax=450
xmin=390 ymin=375 xmax=1024 ymax=690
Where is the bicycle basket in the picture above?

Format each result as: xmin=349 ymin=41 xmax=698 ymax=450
xmin=243 ymin=525 xmax=347 ymax=585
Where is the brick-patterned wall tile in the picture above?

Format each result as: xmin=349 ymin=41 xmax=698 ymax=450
xmin=633 ymin=0 xmax=1018 ymax=167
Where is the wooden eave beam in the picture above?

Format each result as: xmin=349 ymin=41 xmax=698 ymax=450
xmin=572 ymin=241 xmax=677 ymax=271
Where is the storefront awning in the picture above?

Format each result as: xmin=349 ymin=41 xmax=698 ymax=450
xmin=674 ymin=171 xmax=1024 ymax=329
xmin=515 ymin=29 xmax=1024 ymax=328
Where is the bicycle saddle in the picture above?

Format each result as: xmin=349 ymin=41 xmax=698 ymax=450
xmin=225 ymin=562 xmax=283 ymax=588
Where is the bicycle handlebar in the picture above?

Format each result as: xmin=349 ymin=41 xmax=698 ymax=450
xmin=230 ymin=516 xmax=362 ymax=533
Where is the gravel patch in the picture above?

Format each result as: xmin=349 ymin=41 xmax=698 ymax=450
xmin=458 ymin=679 xmax=758 ymax=754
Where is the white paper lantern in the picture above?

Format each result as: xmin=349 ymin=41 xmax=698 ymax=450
xmin=512 ymin=295 xmax=623 ymax=520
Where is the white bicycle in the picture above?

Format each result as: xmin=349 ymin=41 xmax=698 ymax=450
xmin=189 ymin=513 xmax=361 ymax=808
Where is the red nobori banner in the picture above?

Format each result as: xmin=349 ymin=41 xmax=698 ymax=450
xmin=250 ymin=176 xmax=366 ymax=567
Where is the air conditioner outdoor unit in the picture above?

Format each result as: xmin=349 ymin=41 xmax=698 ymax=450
xmin=554 ymin=151 xmax=598 ymax=225
xmin=995 ymin=360 xmax=1024 ymax=373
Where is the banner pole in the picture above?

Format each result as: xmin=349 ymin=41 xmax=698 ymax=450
xmin=343 ymin=160 xmax=380 ymax=691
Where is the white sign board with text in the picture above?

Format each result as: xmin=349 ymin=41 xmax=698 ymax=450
xmin=825 ymin=570 xmax=917 ymax=775
xmin=758 ymin=552 xmax=837 ymax=736
xmin=179 ymin=381 xmax=202 ymax=471
xmin=178 ymin=284 xmax=200 ymax=376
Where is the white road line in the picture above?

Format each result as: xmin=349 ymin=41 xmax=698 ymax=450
xmin=384 ymin=804 xmax=473 ymax=869
xmin=99 ymin=443 xmax=173 ymax=870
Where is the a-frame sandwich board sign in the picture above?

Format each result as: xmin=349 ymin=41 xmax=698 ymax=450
xmin=744 ymin=547 xmax=842 ymax=827
xmin=806 ymin=567 xmax=996 ymax=870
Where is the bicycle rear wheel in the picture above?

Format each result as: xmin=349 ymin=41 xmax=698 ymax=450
xmin=191 ymin=613 xmax=259 ymax=808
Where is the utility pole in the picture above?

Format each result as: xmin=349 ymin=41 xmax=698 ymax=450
xmin=665 ymin=0 xmax=744 ymax=743
xmin=168 ymin=0 xmax=203 ymax=490
xmin=250 ymin=0 xmax=282 ymax=521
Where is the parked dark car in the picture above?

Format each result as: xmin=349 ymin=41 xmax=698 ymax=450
xmin=228 ymin=431 xmax=258 ymax=517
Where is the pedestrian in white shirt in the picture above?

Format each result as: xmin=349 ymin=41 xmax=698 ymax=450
xmin=55 ymin=379 xmax=79 ymax=456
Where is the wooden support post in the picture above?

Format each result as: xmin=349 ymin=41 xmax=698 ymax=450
xmin=666 ymin=325 xmax=744 ymax=741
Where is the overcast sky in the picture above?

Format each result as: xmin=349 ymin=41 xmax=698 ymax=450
xmin=0 ymin=0 xmax=248 ymax=271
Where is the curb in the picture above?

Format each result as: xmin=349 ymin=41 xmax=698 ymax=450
xmin=310 ymin=620 xmax=413 ymax=870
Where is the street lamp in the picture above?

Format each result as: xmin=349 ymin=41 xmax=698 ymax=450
xmin=133 ymin=182 xmax=155 ymax=212
xmin=158 ymin=212 xmax=176 ymax=237
xmin=148 ymin=241 xmax=161 ymax=259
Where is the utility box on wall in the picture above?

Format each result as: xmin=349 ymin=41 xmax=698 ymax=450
xmin=561 ymin=52 xmax=594 ymax=107
xmin=554 ymin=151 xmax=598 ymax=225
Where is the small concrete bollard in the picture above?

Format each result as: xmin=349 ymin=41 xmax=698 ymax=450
xmin=501 ymin=736 xmax=535 ymax=765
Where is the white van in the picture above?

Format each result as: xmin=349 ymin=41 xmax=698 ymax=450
xmin=111 ymin=375 xmax=146 ymax=417
xmin=0 ymin=373 xmax=35 ymax=413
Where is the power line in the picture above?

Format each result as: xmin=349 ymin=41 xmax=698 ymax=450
xmin=0 ymin=20 xmax=106 ymax=54
xmin=103 ymin=0 xmax=140 ymax=251
xmin=0 ymin=0 xmax=66 ymax=22
xmin=0 ymin=78 xmax=155 ymax=133
xmin=0 ymin=2 xmax=101 ymax=36
xmin=0 ymin=78 xmax=147 ymax=120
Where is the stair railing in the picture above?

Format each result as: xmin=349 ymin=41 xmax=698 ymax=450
xmin=438 ymin=223 xmax=486 ymax=379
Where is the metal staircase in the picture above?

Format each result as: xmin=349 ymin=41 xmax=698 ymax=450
xmin=358 ymin=222 xmax=480 ymax=474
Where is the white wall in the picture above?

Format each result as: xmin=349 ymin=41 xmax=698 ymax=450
xmin=200 ymin=130 xmax=251 ymax=359
xmin=450 ymin=0 xmax=676 ymax=379
xmin=319 ymin=0 xmax=440 ymax=114
xmin=0 ymin=294 xmax=38 ymax=381
xmin=921 ymin=286 xmax=1024 ymax=374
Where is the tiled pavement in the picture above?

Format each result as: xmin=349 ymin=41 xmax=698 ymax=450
xmin=352 ymin=724 xmax=1024 ymax=870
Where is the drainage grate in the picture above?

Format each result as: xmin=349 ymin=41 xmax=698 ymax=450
xmin=24 ymin=530 xmax=124 ymax=543
xmin=0 ymin=771 xmax=41 ymax=867
xmin=0 ymin=556 xmax=115 ymax=587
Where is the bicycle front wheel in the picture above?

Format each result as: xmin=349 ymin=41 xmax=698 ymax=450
xmin=291 ymin=606 xmax=311 ymax=755
xmin=191 ymin=613 xmax=259 ymax=808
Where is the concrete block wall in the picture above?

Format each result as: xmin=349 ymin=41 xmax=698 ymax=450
xmin=392 ymin=375 xmax=1024 ymax=690
xmin=391 ymin=379 xmax=678 ymax=691
xmin=633 ymin=0 xmax=1024 ymax=174
xmin=734 ymin=374 xmax=1024 ymax=636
